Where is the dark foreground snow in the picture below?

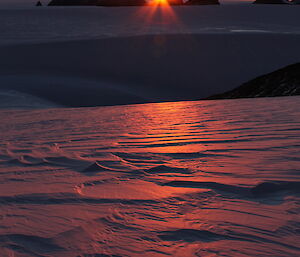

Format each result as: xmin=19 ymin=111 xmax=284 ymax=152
xmin=0 ymin=5 xmax=300 ymax=107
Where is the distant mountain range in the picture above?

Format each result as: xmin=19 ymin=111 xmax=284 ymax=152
xmin=207 ymin=63 xmax=300 ymax=100
xmin=48 ymin=0 xmax=97 ymax=5
xmin=47 ymin=0 xmax=220 ymax=6
xmin=46 ymin=0 xmax=300 ymax=5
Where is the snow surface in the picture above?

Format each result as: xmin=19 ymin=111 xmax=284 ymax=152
xmin=0 ymin=96 xmax=300 ymax=256
xmin=1 ymin=4 xmax=300 ymax=256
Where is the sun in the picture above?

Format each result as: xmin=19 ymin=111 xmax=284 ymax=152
xmin=149 ymin=0 xmax=170 ymax=5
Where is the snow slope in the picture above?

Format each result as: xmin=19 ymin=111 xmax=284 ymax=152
xmin=0 ymin=5 xmax=299 ymax=106
xmin=1 ymin=33 xmax=300 ymax=106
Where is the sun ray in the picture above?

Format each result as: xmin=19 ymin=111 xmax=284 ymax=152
xmin=133 ymin=0 xmax=181 ymax=30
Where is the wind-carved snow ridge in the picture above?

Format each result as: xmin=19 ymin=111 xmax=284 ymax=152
xmin=0 ymin=96 xmax=300 ymax=256
xmin=0 ymin=89 xmax=60 ymax=109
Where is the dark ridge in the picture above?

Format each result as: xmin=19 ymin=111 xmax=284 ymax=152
xmin=48 ymin=0 xmax=220 ymax=6
xmin=164 ymin=180 xmax=300 ymax=197
xmin=0 ymin=234 xmax=63 ymax=252
xmin=185 ymin=0 xmax=220 ymax=5
xmin=36 ymin=1 xmax=43 ymax=6
xmin=254 ymin=0 xmax=288 ymax=3
xmin=164 ymin=181 xmax=250 ymax=195
xmin=163 ymin=0 xmax=220 ymax=5
xmin=82 ymin=161 xmax=115 ymax=173
xmin=48 ymin=0 xmax=99 ymax=5
xmin=158 ymin=228 xmax=300 ymax=250
xmin=0 ymin=193 xmax=159 ymax=205
xmin=76 ymin=253 xmax=122 ymax=257
xmin=253 ymin=0 xmax=299 ymax=4
xmin=97 ymin=0 xmax=147 ymax=6
xmin=251 ymin=181 xmax=300 ymax=196
xmin=144 ymin=165 xmax=191 ymax=174
xmin=206 ymin=63 xmax=300 ymax=100
xmin=166 ymin=0 xmax=185 ymax=5
xmin=158 ymin=229 xmax=245 ymax=242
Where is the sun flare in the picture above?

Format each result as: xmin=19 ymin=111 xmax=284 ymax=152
xmin=135 ymin=0 xmax=180 ymax=26
xmin=148 ymin=0 xmax=170 ymax=5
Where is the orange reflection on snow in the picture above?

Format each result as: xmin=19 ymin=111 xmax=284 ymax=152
xmin=77 ymin=179 xmax=205 ymax=200
xmin=129 ymin=101 xmax=209 ymax=153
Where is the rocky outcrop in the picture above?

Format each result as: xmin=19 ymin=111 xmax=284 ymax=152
xmin=97 ymin=0 xmax=146 ymax=6
xmin=97 ymin=0 xmax=219 ymax=5
xmin=254 ymin=0 xmax=287 ymax=3
xmin=36 ymin=1 xmax=43 ymax=6
xmin=253 ymin=0 xmax=299 ymax=4
xmin=207 ymin=63 xmax=300 ymax=100
xmin=167 ymin=0 xmax=184 ymax=5
xmin=48 ymin=0 xmax=147 ymax=5
xmin=48 ymin=0 xmax=99 ymax=5
xmin=185 ymin=0 xmax=220 ymax=5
